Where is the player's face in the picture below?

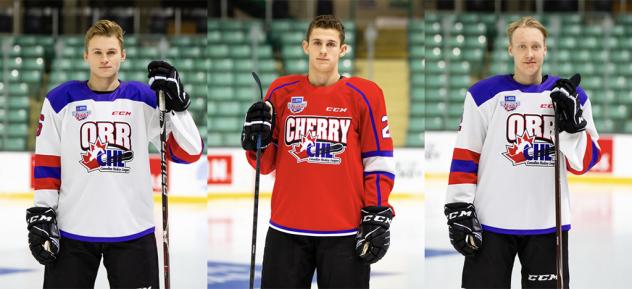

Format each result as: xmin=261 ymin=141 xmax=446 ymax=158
xmin=508 ymin=27 xmax=547 ymax=79
xmin=302 ymin=28 xmax=347 ymax=74
xmin=84 ymin=35 xmax=126 ymax=80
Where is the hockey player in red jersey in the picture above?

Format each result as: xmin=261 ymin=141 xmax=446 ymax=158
xmin=444 ymin=16 xmax=601 ymax=288
xmin=241 ymin=15 xmax=395 ymax=288
xmin=25 ymin=20 xmax=202 ymax=288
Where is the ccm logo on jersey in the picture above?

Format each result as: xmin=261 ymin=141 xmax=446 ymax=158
xmin=285 ymin=116 xmax=351 ymax=165
xmin=528 ymin=274 xmax=557 ymax=281
xmin=326 ymin=106 xmax=348 ymax=112
xmin=79 ymin=122 xmax=134 ymax=173
xmin=503 ymin=113 xmax=556 ymax=167
xmin=112 ymin=111 xmax=131 ymax=116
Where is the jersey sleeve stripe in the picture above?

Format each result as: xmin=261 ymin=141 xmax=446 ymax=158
xmin=34 ymin=178 xmax=61 ymax=190
xmin=450 ymin=160 xmax=478 ymax=174
xmin=361 ymin=150 xmax=393 ymax=158
xmin=362 ymin=156 xmax=395 ymax=174
xmin=34 ymin=166 xmax=61 ymax=179
xmin=166 ymin=133 xmax=203 ymax=164
xmin=34 ymin=154 xmax=61 ymax=167
xmin=567 ymin=133 xmax=601 ymax=175
xmin=448 ymin=172 xmax=478 ymax=185
xmin=364 ymin=171 xmax=395 ymax=180
xmin=452 ymin=148 xmax=481 ymax=163
xmin=346 ymin=82 xmax=381 ymax=151
xmin=264 ymin=80 xmax=300 ymax=102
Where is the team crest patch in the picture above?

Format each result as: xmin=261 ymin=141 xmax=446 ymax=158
xmin=503 ymin=132 xmax=554 ymax=167
xmin=72 ymin=105 xmax=91 ymax=120
xmin=288 ymin=96 xmax=307 ymax=114
xmin=289 ymin=132 xmax=346 ymax=164
xmin=500 ymin=95 xmax=520 ymax=111
xmin=80 ymin=138 xmax=134 ymax=173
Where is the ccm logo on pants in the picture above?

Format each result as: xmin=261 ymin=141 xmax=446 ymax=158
xmin=528 ymin=274 xmax=557 ymax=281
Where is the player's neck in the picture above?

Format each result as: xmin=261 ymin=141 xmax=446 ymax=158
xmin=87 ymin=76 xmax=120 ymax=92
xmin=307 ymin=69 xmax=341 ymax=87
xmin=512 ymin=72 xmax=542 ymax=85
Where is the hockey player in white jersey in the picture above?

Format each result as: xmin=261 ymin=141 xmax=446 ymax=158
xmin=25 ymin=20 xmax=203 ymax=288
xmin=444 ymin=16 xmax=601 ymax=288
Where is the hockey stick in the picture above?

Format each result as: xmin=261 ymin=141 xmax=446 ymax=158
xmin=158 ymin=90 xmax=171 ymax=289
xmin=553 ymin=73 xmax=580 ymax=289
xmin=249 ymin=72 xmax=264 ymax=289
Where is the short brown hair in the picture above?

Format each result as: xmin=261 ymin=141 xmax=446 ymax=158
xmin=305 ymin=15 xmax=345 ymax=44
xmin=507 ymin=16 xmax=548 ymax=44
xmin=84 ymin=20 xmax=125 ymax=51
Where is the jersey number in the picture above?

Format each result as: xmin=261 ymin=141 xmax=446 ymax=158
xmin=381 ymin=116 xmax=391 ymax=138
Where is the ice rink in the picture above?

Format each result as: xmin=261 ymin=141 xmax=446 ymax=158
xmin=0 ymin=198 xmax=207 ymax=289
xmin=425 ymin=179 xmax=632 ymax=289
xmin=208 ymin=197 xmax=425 ymax=289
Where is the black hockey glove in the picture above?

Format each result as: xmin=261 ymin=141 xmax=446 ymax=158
xmin=355 ymin=206 xmax=393 ymax=264
xmin=241 ymin=101 xmax=274 ymax=151
xmin=444 ymin=202 xmax=482 ymax=257
xmin=550 ymin=74 xmax=587 ymax=134
xmin=147 ymin=60 xmax=190 ymax=112
xmin=26 ymin=207 xmax=60 ymax=265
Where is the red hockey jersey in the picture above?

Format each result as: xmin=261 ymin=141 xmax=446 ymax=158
xmin=246 ymin=75 xmax=395 ymax=236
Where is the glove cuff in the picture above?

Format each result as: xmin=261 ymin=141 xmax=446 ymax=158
xmin=361 ymin=206 xmax=393 ymax=228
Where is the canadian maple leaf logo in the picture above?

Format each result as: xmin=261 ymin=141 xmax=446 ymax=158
xmin=503 ymin=132 xmax=535 ymax=165
xmin=290 ymin=132 xmax=317 ymax=161
xmin=80 ymin=138 xmax=107 ymax=171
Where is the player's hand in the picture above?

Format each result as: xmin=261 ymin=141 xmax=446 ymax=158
xmin=355 ymin=206 xmax=392 ymax=264
xmin=550 ymin=74 xmax=586 ymax=134
xmin=147 ymin=60 xmax=190 ymax=112
xmin=26 ymin=207 xmax=60 ymax=265
xmin=444 ymin=202 xmax=482 ymax=257
xmin=241 ymin=101 xmax=274 ymax=151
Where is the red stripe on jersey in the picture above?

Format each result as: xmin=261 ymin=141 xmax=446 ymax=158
xmin=166 ymin=133 xmax=202 ymax=163
xmin=34 ymin=154 xmax=61 ymax=167
xmin=452 ymin=148 xmax=481 ymax=163
xmin=448 ymin=172 xmax=478 ymax=185
xmin=34 ymin=177 xmax=61 ymax=190
xmin=567 ymin=133 xmax=601 ymax=175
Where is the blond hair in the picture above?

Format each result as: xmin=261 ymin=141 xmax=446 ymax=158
xmin=84 ymin=20 xmax=125 ymax=51
xmin=507 ymin=16 xmax=548 ymax=44
xmin=305 ymin=15 xmax=345 ymax=44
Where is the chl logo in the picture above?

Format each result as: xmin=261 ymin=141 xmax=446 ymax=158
xmin=79 ymin=121 xmax=133 ymax=173
xmin=289 ymin=132 xmax=346 ymax=164
xmin=504 ymin=113 xmax=556 ymax=167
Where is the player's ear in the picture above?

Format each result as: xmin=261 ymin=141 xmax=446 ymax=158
xmin=83 ymin=50 xmax=88 ymax=62
xmin=508 ymin=44 xmax=513 ymax=57
xmin=340 ymin=43 xmax=348 ymax=57
xmin=302 ymin=39 xmax=309 ymax=55
xmin=121 ymin=48 xmax=126 ymax=61
xmin=543 ymin=44 xmax=547 ymax=58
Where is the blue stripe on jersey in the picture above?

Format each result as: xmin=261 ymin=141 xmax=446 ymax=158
xmin=576 ymin=86 xmax=588 ymax=106
xmin=346 ymin=82 xmax=381 ymax=151
xmin=364 ymin=171 xmax=395 ymax=180
xmin=361 ymin=150 xmax=393 ymax=158
xmin=450 ymin=160 xmax=478 ymax=174
xmin=482 ymin=224 xmax=571 ymax=235
xmin=60 ymin=227 xmax=155 ymax=242
xmin=587 ymin=140 xmax=601 ymax=171
xmin=47 ymin=81 xmax=157 ymax=113
xmin=264 ymin=80 xmax=300 ymax=102
xmin=269 ymin=220 xmax=357 ymax=235
xmin=376 ymin=175 xmax=382 ymax=205
xmin=468 ymin=75 xmax=559 ymax=107
xmin=33 ymin=166 xmax=61 ymax=179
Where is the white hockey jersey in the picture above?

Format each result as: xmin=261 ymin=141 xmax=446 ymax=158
xmin=446 ymin=75 xmax=601 ymax=234
xmin=34 ymin=80 xmax=203 ymax=242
